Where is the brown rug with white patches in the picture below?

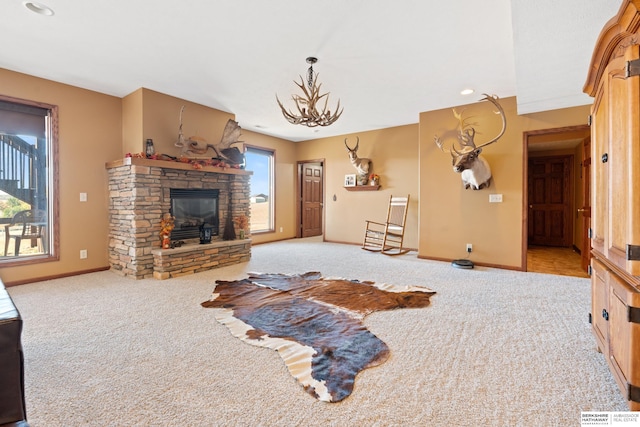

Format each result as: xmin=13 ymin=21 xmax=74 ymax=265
xmin=201 ymin=272 xmax=435 ymax=402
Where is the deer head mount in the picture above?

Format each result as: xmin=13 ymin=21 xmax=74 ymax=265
xmin=344 ymin=137 xmax=371 ymax=182
xmin=434 ymin=94 xmax=506 ymax=190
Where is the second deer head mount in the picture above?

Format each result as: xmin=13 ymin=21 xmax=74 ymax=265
xmin=434 ymin=94 xmax=506 ymax=190
xmin=344 ymin=137 xmax=372 ymax=185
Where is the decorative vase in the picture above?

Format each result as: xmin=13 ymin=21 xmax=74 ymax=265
xmin=162 ymin=235 xmax=170 ymax=249
xmin=371 ymin=178 xmax=379 ymax=186
xmin=239 ymin=230 xmax=245 ymax=240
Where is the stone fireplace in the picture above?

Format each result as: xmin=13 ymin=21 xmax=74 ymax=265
xmin=106 ymin=157 xmax=252 ymax=280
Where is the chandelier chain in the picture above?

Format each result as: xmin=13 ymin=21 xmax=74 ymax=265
xmin=307 ymin=65 xmax=314 ymax=90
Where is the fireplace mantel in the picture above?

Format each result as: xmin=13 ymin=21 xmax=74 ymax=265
xmin=106 ymin=157 xmax=253 ymax=176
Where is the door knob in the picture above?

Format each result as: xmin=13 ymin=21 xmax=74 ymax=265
xmin=577 ymin=208 xmax=586 ymax=212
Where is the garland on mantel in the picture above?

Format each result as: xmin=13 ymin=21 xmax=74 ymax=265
xmin=125 ymin=152 xmax=244 ymax=171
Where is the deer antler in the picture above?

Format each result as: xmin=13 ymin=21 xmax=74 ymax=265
xmin=434 ymin=94 xmax=506 ymax=154
xmin=474 ymin=94 xmax=506 ymax=150
xmin=344 ymin=136 xmax=359 ymax=151
xmin=434 ymin=135 xmax=455 ymax=158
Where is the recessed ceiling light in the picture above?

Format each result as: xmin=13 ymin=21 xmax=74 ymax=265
xmin=460 ymin=89 xmax=474 ymax=95
xmin=23 ymin=1 xmax=54 ymax=16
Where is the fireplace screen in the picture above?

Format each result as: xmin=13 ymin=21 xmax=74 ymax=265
xmin=170 ymin=188 xmax=219 ymax=240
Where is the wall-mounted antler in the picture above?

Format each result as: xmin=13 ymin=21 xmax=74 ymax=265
xmin=434 ymin=94 xmax=507 ymax=190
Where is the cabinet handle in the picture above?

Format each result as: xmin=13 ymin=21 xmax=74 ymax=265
xmin=601 ymin=153 xmax=608 ymax=163
xmin=602 ymin=309 xmax=609 ymax=321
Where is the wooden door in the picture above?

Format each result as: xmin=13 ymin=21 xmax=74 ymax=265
xmin=528 ymin=155 xmax=573 ymax=247
xmin=580 ymin=137 xmax=592 ymax=272
xmin=300 ymin=162 xmax=323 ymax=237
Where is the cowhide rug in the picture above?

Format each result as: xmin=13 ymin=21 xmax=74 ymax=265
xmin=201 ymin=272 xmax=436 ymax=402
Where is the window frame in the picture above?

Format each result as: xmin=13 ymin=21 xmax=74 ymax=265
xmin=0 ymin=94 xmax=59 ymax=267
xmin=244 ymin=144 xmax=275 ymax=234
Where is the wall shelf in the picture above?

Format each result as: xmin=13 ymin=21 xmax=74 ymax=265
xmin=345 ymin=185 xmax=380 ymax=191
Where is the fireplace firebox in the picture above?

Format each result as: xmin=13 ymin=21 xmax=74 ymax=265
xmin=170 ymin=188 xmax=219 ymax=241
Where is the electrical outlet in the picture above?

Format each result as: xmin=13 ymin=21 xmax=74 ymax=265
xmin=80 ymin=192 xmax=87 ymax=202
xmin=80 ymin=249 xmax=87 ymax=259
xmin=466 ymin=243 xmax=472 ymax=253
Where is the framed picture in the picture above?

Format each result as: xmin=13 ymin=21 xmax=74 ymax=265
xmin=344 ymin=174 xmax=356 ymax=187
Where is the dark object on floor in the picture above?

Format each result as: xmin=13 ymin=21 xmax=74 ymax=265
xmin=202 ymin=272 xmax=435 ymax=402
xmin=0 ymin=279 xmax=29 ymax=426
xmin=452 ymin=259 xmax=474 ymax=269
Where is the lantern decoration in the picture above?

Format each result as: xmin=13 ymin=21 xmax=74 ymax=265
xmin=199 ymin=222 xmax=213 ymax=244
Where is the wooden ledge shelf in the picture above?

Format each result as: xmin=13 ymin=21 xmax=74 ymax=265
xmin=345 ymin=185 xmax=380 ymax=191
xmin=106 ymin=157 xmax=252 ymax=175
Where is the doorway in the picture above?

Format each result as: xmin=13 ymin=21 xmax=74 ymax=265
xmin=524 ymin=126 xmax=591 ymax=275
xmin=297 ymin=160 xmax=324 ymax=238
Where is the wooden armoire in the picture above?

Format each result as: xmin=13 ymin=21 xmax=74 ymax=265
xmin=583 ymin=0 xmax=640 ymax=411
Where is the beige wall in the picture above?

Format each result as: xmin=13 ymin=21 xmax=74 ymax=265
xmin=0 ymin=69 xmax=122 ymax=283
xmin=121 ymin=88 xmax=143 ymax=154
xmin=122 ymin=88 xmax=298 ymax=244
xmin=123 ymin=88 xmax=235 ymax=156
xmin=419 ymin=96 xmax=591 ymax=269
xmin=296 ymin=125 xmax=420 ymax=249
xmin=0 ymin=68 xmax=594 ymax=283
xmin=0 ymin=73 xmax=296 ymax=284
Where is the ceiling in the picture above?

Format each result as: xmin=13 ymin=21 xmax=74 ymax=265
xmin=1 ymin=1 xmax=620 ymax=142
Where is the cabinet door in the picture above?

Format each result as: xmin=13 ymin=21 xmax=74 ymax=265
xmin=606 ymin=53 xmax=630 ymax=270
xmin=624 ymin=46 xmax=640 ymax=277
xmin=608 ymin=271 xmax=640 ymax=409
xmin=593 ymin=45 xmax=640 ymax=276
xmin=590 ymin=84 xmax=607 ymax=257
xmin=591 ymin=259 xmax=609 ymax=355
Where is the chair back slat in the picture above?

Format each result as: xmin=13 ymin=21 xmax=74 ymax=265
xmin=387 ymin=197 xmax=408 ymax=226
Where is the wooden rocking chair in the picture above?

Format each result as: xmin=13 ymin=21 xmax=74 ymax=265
xmin=362 ymin=195 xmax=410 ymax=255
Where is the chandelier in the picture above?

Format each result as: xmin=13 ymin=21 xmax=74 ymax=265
xmin=276 ymin=57 xmax=343 ymax=127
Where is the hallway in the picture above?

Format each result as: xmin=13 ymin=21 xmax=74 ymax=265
xmin=527 ymin=246 xmax=589 ymax=278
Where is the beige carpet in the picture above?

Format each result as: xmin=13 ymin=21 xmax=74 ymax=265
xmin=8 ymin=237 xmax=628 ymax=426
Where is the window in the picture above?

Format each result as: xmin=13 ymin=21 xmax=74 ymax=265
xmin=0 ymin=95 xmax=58 ymax=265
xmin=244 ymin=146 xmax=274 ymax=233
